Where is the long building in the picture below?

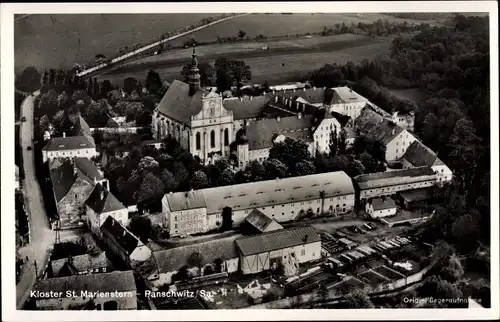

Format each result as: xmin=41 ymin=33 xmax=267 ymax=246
xmin=354 ymin=166 xmax=437 ymax=201
xmin=162 ymin=171 xmax=355 ymax=237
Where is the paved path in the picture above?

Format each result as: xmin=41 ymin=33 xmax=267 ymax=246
xmin=15 ymin=90 xmax=55 ymax=309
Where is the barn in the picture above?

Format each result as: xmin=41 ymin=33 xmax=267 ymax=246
xmin=235 ymin=226 xmax=321 ymax=275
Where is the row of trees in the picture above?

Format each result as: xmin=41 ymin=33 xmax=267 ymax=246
xmin=321 ymin=18 xmax=430 ymax=38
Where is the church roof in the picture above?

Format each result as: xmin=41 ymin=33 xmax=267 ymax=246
xmin=223 ymin=95 xmax=272 ymax=120
xmin=156 ymin=80 xmax=209 ymax=124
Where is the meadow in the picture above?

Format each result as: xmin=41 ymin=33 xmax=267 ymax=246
xmin=15 ymin=13 xmax=439 ymax=73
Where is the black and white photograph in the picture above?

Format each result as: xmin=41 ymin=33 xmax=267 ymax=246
xmin=1 ymin=1 xmax=498 ymax=321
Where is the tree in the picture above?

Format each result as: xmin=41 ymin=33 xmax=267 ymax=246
xmin=215 ymin=58 xmax=234 ymax=92
xmin=123 ymin=77 xmax=138 ymax=95
xmin=337 ymin=129 xmax=347 ymax=155
xmin=138 ymin=156 xmax=159 ymax=173
xmin=263 ymin=158 xmax=288 ymax=179
xmin=244 ymin=160 xmax=267 ymax=181
xmin=328 ymin=129 xmax=338 ymax=157
xmin=134 ymin=172 xmax=165 ymax=205
xmin=39 ymin=115 xmax=51 ymax=135
xmin=451 ymin=213 xmax=481 ymax=245
xmin=439 ymin=254 xmax=464 ymax=283
xmin=237 ymin=30 xmax=246 ymax=41
xmin=343 ymin=288 xmax=374 ymax=308
xmin=230 ymin=60 xmax=252 ymax=88
xmin=269 ymin=137 xmax=311 ymax=173
xmin=190 ymin=170 xmax=209 ymax=189
xmin=145 ymin=70 xmax=163 ymax=95
xmin=128 ymin=216 xmax=153 ymax=243
xmin=221 ymin=168 xmax=235 ymax=185
xmin=294 ymin=160 xmax=316 ymax=176
xmin=17 ymin=66 xmax=41 ymax=92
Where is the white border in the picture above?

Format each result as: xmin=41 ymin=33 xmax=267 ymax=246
xmin=1 ymin=2 xmax=498 ymax=321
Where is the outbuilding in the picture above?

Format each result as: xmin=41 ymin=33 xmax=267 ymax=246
xmin=365 ymin=197 xmax=397 ymax=219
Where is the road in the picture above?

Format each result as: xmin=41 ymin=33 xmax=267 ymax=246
xmin=15 ymin=90 xmax=54 ymax=309
xmin=77 ymin=13 xmax=250 ymax=78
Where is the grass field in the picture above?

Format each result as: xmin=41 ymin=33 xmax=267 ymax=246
xmin=98 ymin=34 xmax=395 ymax=86
xmin=15 ymin=12 xmax=440 ymax=73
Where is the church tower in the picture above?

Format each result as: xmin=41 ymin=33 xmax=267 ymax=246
xmin=188 ymin=42 xmax=201 ymax=95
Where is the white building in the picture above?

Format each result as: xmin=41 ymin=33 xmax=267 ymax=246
xmin=32 ymin=270 xmax=137 ymax=310
xmin=85 ymin=183 xmax=128 ymax=237
xmin=365 ymin=197 xmax=397 ymax=219
xmin=42 ymin=134 xmax=97 ymax=163
xmin=402 ymin=141 xmax=453 ymax=184
xmin=355 ymin=166 xmax=437 ymax=201
xmin=235 ymin=226 xmax=321 ymax=275
xmin=354 ymin=107 xmax=417 ymax=162
xmin=150 ymin=235 xmax=239 ymax=287
xmin=162 ymin=171 xmax=355 ymax=237
xmin=328 ymin=86 xmax=370 ymax=119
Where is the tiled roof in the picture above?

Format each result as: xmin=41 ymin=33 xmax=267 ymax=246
xmin=33 ymin=270 xmax=136 ymax=296
xmin=42 ymin=135 xmax=95 ymax=151
xmin=153 ymin=235 xmax=239 ymax=273
xmin=156 ymin=80 xmax=209 ymax=124
xmin=85 ymin=183 xmax=126 ymax=214
xmin=277 ymin=88 xmax=327 ymax=105
xmin=49 ymin=158 xmax=101 ymax=203
xmin=199 ymin=171 xmax=355 ymax=215
xmin=398 ymin=188 xmax=433 ymax=202
xmin=245 ymin=209 xmax=283 ymax=232
xmin=165 ymin=190 xmax=206 ymax=212
xmin=402 ymin=141 xmax=440 ymax=167
xmin=73 ymin=115 xmax=92 ymax=137
xmin=235 ymin=226 xmax=320 ymax=256
xmin=370 ymin=197 xmax=397 ymax=211
xmin=245 ymin=115 xmax=314 ymax=150
xmin=223 ymin=95 xmax=272 ymax=120
xmin=355 ymin=107 xmax=404 ymax=145
xmin=354 ymin=166 xmax=436 ymax=190
xmin=100 ymin=216 xmax=140 ymax=255
xmin=50 ymin=252 xmax=109 ymax=277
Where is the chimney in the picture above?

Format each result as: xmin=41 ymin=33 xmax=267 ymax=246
xmin=277 ymin=116 xmax=281 ymax=122
xmin=274 ymin=96 xmax=278 ymax=103
xmin=68 ymin=255 xmax=73 ymax=264
xmin=100 ymin=188 xmax=104 ymax=201
xmin=93 ymin=177 xmax=97 ymax=185
xmin=293 ymin=88 xmax=296 ymax=92
xmin=191 ymin=188 xmax=194 ymax=192
xmin=313 ymin=86 xmax=316 ymax=90
xmin=73 ymin=164 xmax=77 ymax=176
xmin=123 ymin=230 xmax=126 ymax=237
xmin=303 ymin=234 xmax=309 ymax=242
xmin=303 ymin=88 xmax=306 ymax=92
xmin=298 ymin=113 xmax=302 ymax=119
xmin=63 ymin=132 xmax=66 ymax=138
xmin=240 ymin=97 xmax=243 ymax=102
xmin=323 ymin=87 xmax=326 ymax=90
xmin=392 ymin=128 xmax=395 ymax=135
xmin=289 ymin=100 xmax=293 ymax=108
xmin=272 ymin=89 xmax=275 ymax=94
xmin=169 ymin=191 xmax=173 ymax=195
xmin=250 ymin=96 xmax=253 ymax=101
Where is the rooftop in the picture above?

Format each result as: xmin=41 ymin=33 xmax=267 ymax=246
xmin=380 ymin=210 xmax=432 ymax=224
xmin=85 ymin=183 xmax=126 ymax=214
xmin=245 ymin=115 xmax=314 ymax=150
xmin=354 ymin=166 xmax=436 ymax=190
xmin=245 ymin=209 xmax=283 ymax=233
xmin=331 ymin=86 xmax=369 ymax=104
xmin=156 ymin=79 xmax=209 ymax=124
xmin=398 ymin=188 xmax=433 ymax=203
xmin=50 ymin=252 xmax=109 ymax=277
xmin=33 ymin=270 xmax=136 ymax=297
xmin=196 ymin=171 xmax=355 ymax=215
xmin=223 ymin=95 xmax=272 ymax=120
xmin=42 ymin=135 xmax=95 ymax=151
xmin=402 ymin=141 xmax=443 ymax=167
xmin=370 ymin=197 xmax=397 ymax=211
xmin=100 ymin=216 xmax=142 ymax=255
xmin=235 ymin=226 xmax=320 ymax=256
xmin=164 ymin=190 xmax=206 ymax=212
xmin=153 ymin=235 xmax=239 ymax=273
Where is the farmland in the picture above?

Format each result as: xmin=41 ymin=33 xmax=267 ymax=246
xmin=15 ymin=12 xmax=442 ymax=73
xmin=98 ymin=34 xmax=395 ymax=85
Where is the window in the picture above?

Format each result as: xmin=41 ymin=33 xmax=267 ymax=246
xmin=196 ymin=132 xmax=201 ymax=150
xmin=301 ymin=249 xmax=305 ymax=256
xmin=317 ymin=207 xmax=320 ymax=213
xmin=210 ymin=130 xmax=215 ymax=148
xmin=282 ymin=205 xmax=285 ymax=207
xmin=174 ymin=224 xmax=178 ymax=229
xmin=224 ymin=128 xmax=229 ymax=146
xmin=174 ymin=215 xmax=177 ymax=221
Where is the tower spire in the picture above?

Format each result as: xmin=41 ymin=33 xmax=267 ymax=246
xmin=188 ymin=37 xmax=201 ymax=95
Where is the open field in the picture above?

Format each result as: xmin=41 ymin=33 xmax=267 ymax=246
xmin=15 ymin=12 xmax=441 ymax=73
xmin=98 ymin=35 xmax=395 ymax=85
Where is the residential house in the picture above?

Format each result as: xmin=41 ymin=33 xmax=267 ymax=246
xmin=42 ymin=134 xmax=97 ymax=163
xmin=100 ymin=216 xmax=152 ymax=268
xmin=328 ymin=86 xmax=370 ymax=119
xmin=150 ymin=235 xmax=239 ymax=287
xmin=402 ymin=140 xmax=453 ymax=184
xmin=49 ymin=158 xmax=104 ymax=229
xmin=85 ymin=183 xmax=128 ymax=237
xmin=354 ymin=107 xmax=417 ymax=161
xmin=365 ymin=197 xmax=397 ymax=219
xmin=235 ymin=226 xmax=321 ymax=275
xmin=48 ymin=252 xmax=110 ymax=278
xmin=33 ymin=270 xmax=137 ymax=310
xmin=162 ymin=171 xmax=355 ymax=237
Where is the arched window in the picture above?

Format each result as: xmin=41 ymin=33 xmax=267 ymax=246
xmin=224 ymin=128 xmax=229 ymax=146
xmin=196 ymin=132 xmax=201 ymax=150
xmin=210 ymin=130 xmax=216 ymax=148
